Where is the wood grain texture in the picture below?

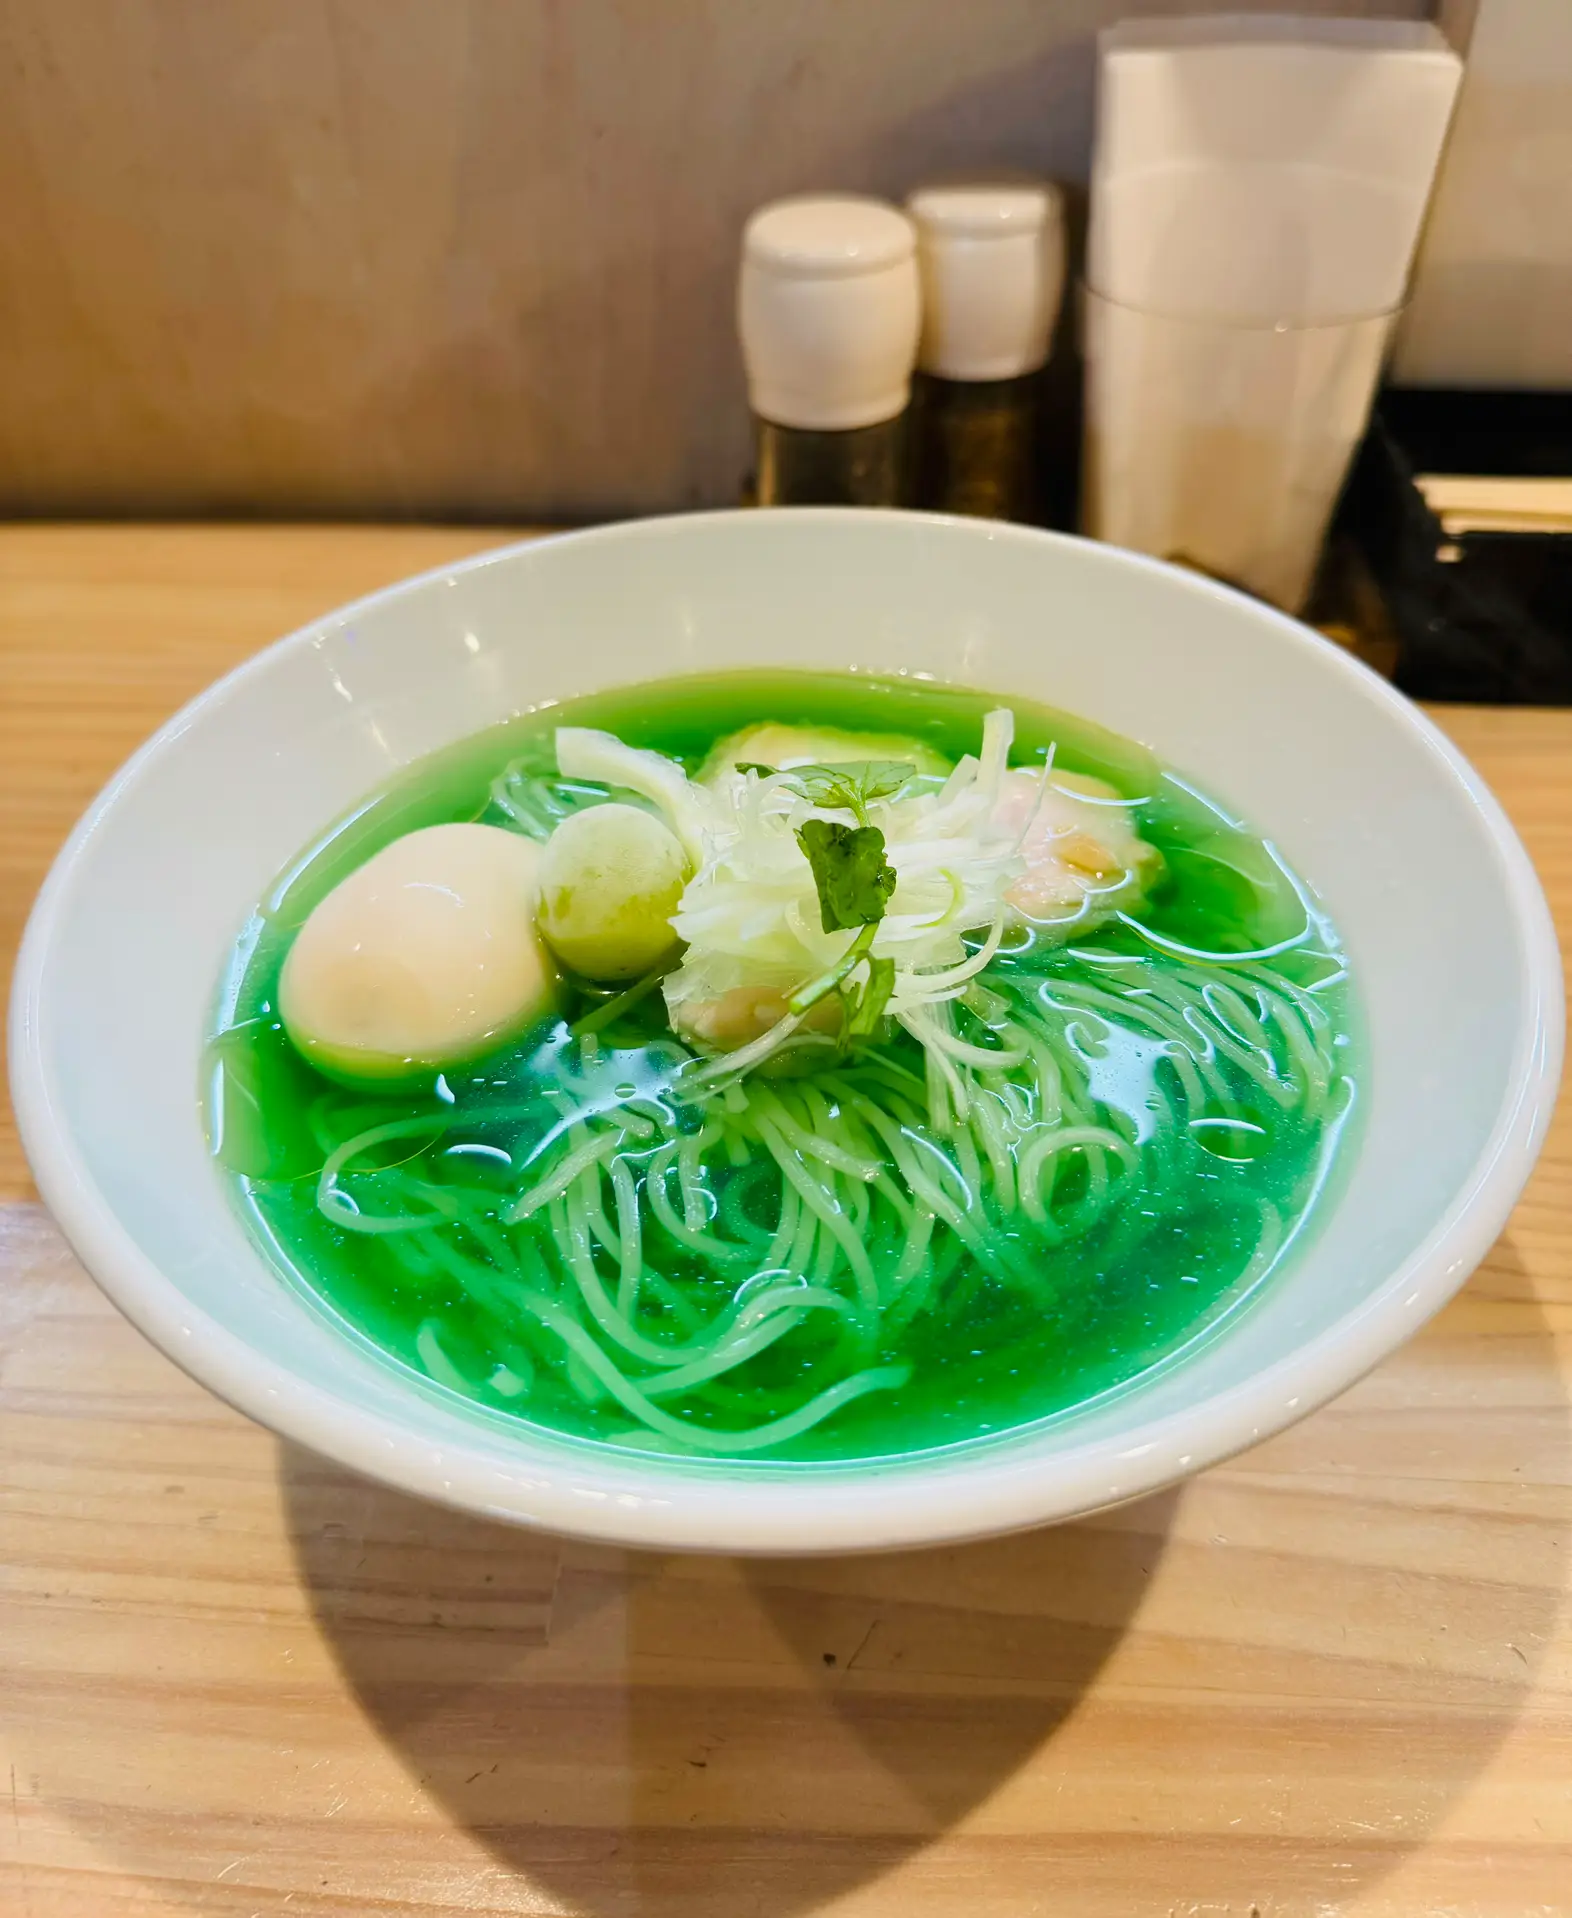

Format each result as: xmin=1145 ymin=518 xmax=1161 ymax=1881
xmin=0 ymin=0 xmax=1427 ymax=521
xmin=1 ymin=525 xmax=1570 ymax=1916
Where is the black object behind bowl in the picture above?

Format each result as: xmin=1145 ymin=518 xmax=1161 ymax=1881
xmin=1332 ymin=389 xmax=1572 ymax=705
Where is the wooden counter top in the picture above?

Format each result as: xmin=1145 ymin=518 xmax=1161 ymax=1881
xmin=2 ymin=526 xmax=1569 ymax=1917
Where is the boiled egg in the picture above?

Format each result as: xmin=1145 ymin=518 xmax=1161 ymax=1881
xmin=279 ymin=823 xmax=557 ymax=1083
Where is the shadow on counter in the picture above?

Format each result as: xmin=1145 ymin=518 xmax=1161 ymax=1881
xmin=281 ymin=1448 xmax=1174 ymax=1917
xmin=282 ymin=1247 xmax=1567 ymax=1917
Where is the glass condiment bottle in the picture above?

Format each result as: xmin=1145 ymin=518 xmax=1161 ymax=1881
xmin=905 ymin=182 xmax=1066 ymax=521
xmin=738 ymin=195 xmax=922 ymax=507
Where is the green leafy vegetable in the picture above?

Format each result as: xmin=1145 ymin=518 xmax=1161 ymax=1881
xmin=785 ymin=819 xmax=899 ymax=1047
xmin=735 ymin=758 xmax=915 ymax=826
xmin=734 ymin=760 xmax=911 ymax=1050
xmin=796 ymin=818 xmax=897 ymax=934
xmin=785 ymin=761 xmax=915 ymax=819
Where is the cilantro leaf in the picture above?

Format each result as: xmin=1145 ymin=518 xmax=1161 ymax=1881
xmin=796 ymin=819 xmax=896 ymax=933
xmin=734 ymin=758 xmax=907 ymax=1043
xmin=734 ymin=758 xmax=915 ymax=825
xmin=787 ymin=761 xmax=915 ymax=816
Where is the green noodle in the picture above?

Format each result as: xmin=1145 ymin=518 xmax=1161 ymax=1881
xmin=258 ymin=937 xmax=1343 ymax=1457
xmin=215 ymin=671 xmax=1358 ymax=1462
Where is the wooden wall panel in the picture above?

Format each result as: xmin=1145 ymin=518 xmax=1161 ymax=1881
xmin=0 ymin=0 xmax=1429 ymax=520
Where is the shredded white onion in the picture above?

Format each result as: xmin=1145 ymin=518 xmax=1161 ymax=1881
xmin=553 ymin=708 xmax=1153 ymax=1082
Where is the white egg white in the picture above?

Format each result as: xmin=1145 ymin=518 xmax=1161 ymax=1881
xmin=280 ymin=822 xmax=557 ymax=1082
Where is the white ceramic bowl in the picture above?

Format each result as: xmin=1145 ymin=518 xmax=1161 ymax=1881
xmin=10 ymin=512 xmax=1562 ymax=1553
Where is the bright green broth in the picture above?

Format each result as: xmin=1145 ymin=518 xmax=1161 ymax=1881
xmin=210 ymin=670 xmax=1358 ymax=1462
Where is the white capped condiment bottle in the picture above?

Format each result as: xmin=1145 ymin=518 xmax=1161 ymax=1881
xmin=906 ymin=182 xmax=1066 ymax=522
xmin=738 ymin=195 xmax=922 ymax=507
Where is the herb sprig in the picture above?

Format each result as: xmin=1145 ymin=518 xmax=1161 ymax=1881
xmin=738 ymin=759 xmax=915 ymax=824
xmin=737 ymin=760 xmax=914 ymax=1041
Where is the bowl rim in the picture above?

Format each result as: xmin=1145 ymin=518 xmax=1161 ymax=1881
xmin=9 ymin=509 xmax=1564 ymax=1554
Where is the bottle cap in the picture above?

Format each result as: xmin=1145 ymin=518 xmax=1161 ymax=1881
xmin=907 ymin=182 xmax=1067 ymax=381
xmin=739 ymin=196 xmax=922 ymax=431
